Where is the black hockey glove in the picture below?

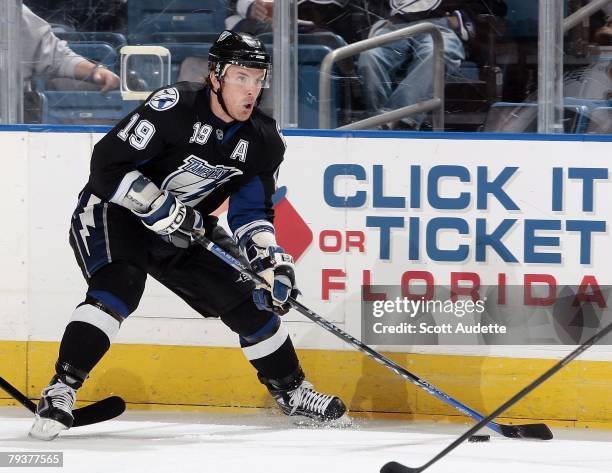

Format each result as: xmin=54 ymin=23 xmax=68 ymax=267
xmin=248 ymin=245 xmax=300 ymax=315
xmin=135 ymin=191 xmax=204 ymax=248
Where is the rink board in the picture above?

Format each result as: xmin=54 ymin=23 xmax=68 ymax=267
xmin=1 ymin=127 xmax=612 ymax=424
xmin=1 ymin=340 xmax=612 ymax=427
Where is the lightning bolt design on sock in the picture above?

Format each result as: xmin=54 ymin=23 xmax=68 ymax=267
xmin=78 ymin=195 xmax=101 ymax=255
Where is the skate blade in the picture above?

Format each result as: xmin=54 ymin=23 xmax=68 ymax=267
xmin=293 ymin=413 xmax=354 ymax=429
xmin=29 ymin=416 xmax=68 ymax=441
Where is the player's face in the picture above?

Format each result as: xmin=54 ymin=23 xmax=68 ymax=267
xmin=219 ymin=66 xmax=267 ymax=121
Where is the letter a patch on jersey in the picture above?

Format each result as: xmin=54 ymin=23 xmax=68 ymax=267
xmin=230 ymin=139 xmax=249 ymax=162
xmin=162 ymin=155 xmax=243 ymax=206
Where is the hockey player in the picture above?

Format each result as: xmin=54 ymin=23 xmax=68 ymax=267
xmin=30 ymin=30 xmax=346 ymax=440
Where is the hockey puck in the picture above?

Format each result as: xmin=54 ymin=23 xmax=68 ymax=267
xmin=468 ymin=434 xmax=490 ymax=442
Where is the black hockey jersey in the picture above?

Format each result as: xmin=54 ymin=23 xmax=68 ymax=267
xmin=372 ymin=0 xmax=507 ymax=22
xmin=87 ymin=82 xmax=286 ymax=235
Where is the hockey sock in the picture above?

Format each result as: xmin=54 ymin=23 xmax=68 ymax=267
xmin=239 ymin=312 xmax=300 ymax=380
xmin=57 ymin=301 xmax=121 ymax=376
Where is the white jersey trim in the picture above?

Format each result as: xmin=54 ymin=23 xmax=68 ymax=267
xmin=70 ymin=304 xmax=121 ymax=342
xmin=242 ymin=322 xmax=289 ymax=360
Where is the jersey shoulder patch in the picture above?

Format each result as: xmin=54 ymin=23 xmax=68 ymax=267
xmin=391 ymin=0 xmax=441 ymax=14
xmin=147 ymin=87 xmax=180 ymax=111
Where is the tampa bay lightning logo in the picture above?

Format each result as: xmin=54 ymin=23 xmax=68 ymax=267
xmin=147 ymin=87 xmax=179 ymax=111
xmin=162 ymin=155 xmax=243 ymax=206
xmin=390 ymin=0 xmax=441 ymax=14
xmin=218 ymin=31 xmax=232 ymax=42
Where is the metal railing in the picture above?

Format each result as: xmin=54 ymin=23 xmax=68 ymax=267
xmin=537 ymin=0 xmax=612 ymax=133
xmin=564 ymin=0 xmax=612 ymax=32
xmin=318 ymin=22 xmax=445 ymax=131
xmin=0 ymin=0 xmax=23 ymax=124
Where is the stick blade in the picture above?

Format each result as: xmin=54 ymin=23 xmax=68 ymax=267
xmin=73 ymin=396 xmax=126 ymax=427
xmin=380 ymin=461 xmax=420 ymax=473
xmin=499 ymin=423 xmax=553 ymax=440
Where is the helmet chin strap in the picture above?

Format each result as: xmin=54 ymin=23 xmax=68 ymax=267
xmin=211 ymin=80 xmax=237 ymax=122
xmin=212 ymin=80 xmax=264 ymax=123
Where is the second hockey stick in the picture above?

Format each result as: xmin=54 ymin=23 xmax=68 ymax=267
xmin=380 ymin=319 xmax=612 ymax=473
xmin=193 ymin=231 xmax=552 ymax=440
xmin=0 ymin=376 xmax=126 ymax=427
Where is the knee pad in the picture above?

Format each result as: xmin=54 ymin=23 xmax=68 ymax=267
xmin=87 ymin=262 xmax=147 ymax=318
xmin=220 ymin=298 xmax=277 ymax=338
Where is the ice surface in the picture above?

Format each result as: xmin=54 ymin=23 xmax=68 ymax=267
xmin=1 ymin=407 xmax=611 ymax=473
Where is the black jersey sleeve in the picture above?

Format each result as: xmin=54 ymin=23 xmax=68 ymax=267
xmin=227 ymin=119 xmax=286 ymax=239
xmin=88 ymin=87 xmax=183 ymax=201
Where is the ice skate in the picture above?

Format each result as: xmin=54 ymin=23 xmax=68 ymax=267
xmin=29 ymin=375 xmax=77 ymax=440
xmin=265 ymin=375 xmax=347 ymax=422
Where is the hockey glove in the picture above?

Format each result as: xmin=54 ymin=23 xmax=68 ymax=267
xmin=248 ymin=245 xmax=299 ymax=315
xmin=134 ymin=191 xmax=204 ymax=248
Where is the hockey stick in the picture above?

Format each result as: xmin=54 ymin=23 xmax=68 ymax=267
xmin=0 ymin=376 xmax=126 ymax=427
xmin=192 ymin=232 xmax=552 ymax=440
xmin=380 ymin=319 xmax=612 ymax=473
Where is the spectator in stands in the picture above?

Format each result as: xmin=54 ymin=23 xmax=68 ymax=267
xmin=357 ymin=0 xmax=506 ymax=130
xmin=591 ymin=1 xmax=612 ymax=45
xmin=226 ymin=0 xmax=273 ymax=34
xmin=21 ymin=4 xmax=119 ymax=94
xmin=562 ymin=1 xmax=612 ymax=105
xmin=226 ymin=0 xmax=369 ymax=44
xmin=26 ymin=0 xmax=128 ymax=34
xmin=297 ymin=0 xmax=370 ymax=43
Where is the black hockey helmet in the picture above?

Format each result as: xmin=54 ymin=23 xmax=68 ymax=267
xmin=208 ymin=30 xmax=271 ymax=81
